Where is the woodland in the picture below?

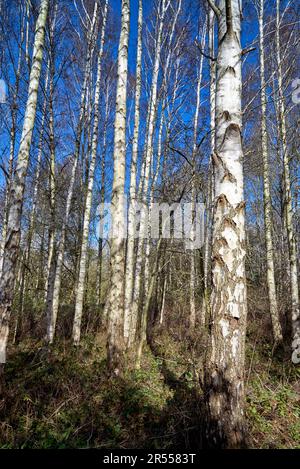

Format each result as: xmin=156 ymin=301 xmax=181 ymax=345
xmin=0 ymin=0 xmax=299 ymax=450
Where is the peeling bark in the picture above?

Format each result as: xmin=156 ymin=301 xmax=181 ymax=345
xmin=204 ymin=0 xmax=248 ymax=448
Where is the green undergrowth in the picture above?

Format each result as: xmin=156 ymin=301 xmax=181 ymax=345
xmin=245 ymin=343 xmax=300 ymax=448
xmin=0 ymin=330 xmax=299 ymax=448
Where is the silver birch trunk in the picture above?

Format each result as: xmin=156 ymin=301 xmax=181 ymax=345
xmin=131 ymin=0 xmax=169 ymax=348
xmin=204 ymin=0 xmax=248 ymax=448
xmin=190 ymin=20 xmax=206 ymax=329
xmin=72 ymin=0 xmax=108 ymax=345
xmin=258 ymin=0 xmax=282 ymax=343
xmin=44 ymin=5 xmax=58 ymax=303
xmin=0 ymin=0 xmax=49 ymax=364
xmin=142 ymin=0 xmax=181 ymax=327
xmin=106 ymin=0 xmax=130 ymax=372
xmin=202 ymin=8 xmax=216 ymax=324
xmin=159 ymin=275 xmax=167 ymax=325
xmin=96 ymin=84 xmax=110 ymax=307
xmin=275 ymin=0 xmax=300 ymax=353
xmin=45 ymin=2 xmax=99 ymax=343
xmin=124 ymin=0 xmax=143 ymax=346
xmin=0 ymin=8 xmax=26 ymax=275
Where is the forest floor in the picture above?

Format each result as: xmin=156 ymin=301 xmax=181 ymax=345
xmin=0 ymin=323 xmax=299 ymax=449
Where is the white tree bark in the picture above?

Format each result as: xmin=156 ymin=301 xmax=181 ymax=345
xmin=96 ymin=82 xmax=110 ymax=308
xmin=190 ymin=20 xmax=206 ymax=329
xmin=72 ymin=0 xmax=108 ymax=345
xmin=131 ymin=0 xmax=169 ymax=348
xmin=26 ymin=63 xmax=50 ymax=267
xmin=44 ymin=3 xmax=58 ymax=304
xmin=124 ymin=0 xmax=143 ymax=347
xmin=142 ymin=0 xmax=182 ymax=322
xmin=257 ymin=0 xmax=282 ymax=343
xmin=204 ymin=0 xmax=248 ymax=448
xmin=105 ymin=0 xmax=130 ymax=372
xmin=25 ymin=0 xmax=31 ymax=69
xmin=0 ymin=6 xmax=26 ymax=275
xmin=0 ymin=0 xmax=49 ymax=364
xmin=275 ymin=0 xmax=300 ymax=353
xmin=202 ymin=7 xmax=216 ymax=325
xmin=45 ymin=2 xmax=99 ymax=344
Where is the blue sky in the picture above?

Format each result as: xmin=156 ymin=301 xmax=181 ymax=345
xmin=0 ymin=0 xmax=298 ymax=233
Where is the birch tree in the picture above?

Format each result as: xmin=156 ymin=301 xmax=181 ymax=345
xmin=124 ymin=0 xmax=143 ymax=347
xmin=275 ymin=0 xmax=300 ymax=354
xmin=202 ymin=7 xmax=216 ymax=323
xmin=190 ymin=19 xmax=206 ymax=329
xmin=96 ymin=79 xmax=111 ymax=308
xmin=0 ymin=4 xmax=26 ymax=275
xmin=45 ymin=2 xmax=99 ymax=343
xmin=105 ymin=0 xmax=130 ymax=372
xmin=0 ymin=0 xmax=49 ymax=364
xmin=130 ymin=0 xmax=169 ymax=348
xmin=73 ymin=0 xmax=108 ymax=345
xmin=256 ymin=0 xmax=282 ymax=344
xmin=204 ymin=0 xmax=248 ymax=448
xmin=44 ymin=2 xmax=58 ymax=304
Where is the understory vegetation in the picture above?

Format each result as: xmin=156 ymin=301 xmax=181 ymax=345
xmin=1 ymin=292 xmax=299 ymax=449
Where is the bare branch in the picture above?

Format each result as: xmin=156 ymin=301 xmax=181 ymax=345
xmin=207 ymin=0 xmax=221 ymax=18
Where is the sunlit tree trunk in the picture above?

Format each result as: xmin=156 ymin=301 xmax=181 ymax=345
xmin=190 ymin=20 xmax=206 ymax=329
xmin=0 ymin=6 xmax=26 ymax=275
xmin=105 ymin=0 xmax=130 ymax=372
xmin=45 ymin=2 xmax=99 ymax=344
xmin=44 ymin=4 xmax=58 ymax=305
xmin=26 ymin=64 xmax=50 ymax=278
xmin=0 ymin=0 xmax=49 ymax=364
xmin=73 ymin=0 xmax=108 ymax=345
xmin=257 ymin=0 xmax=282 ymax=343
xmin=202 ymin=7 xmax=216 ymax=325
xmin=132 ymin=0 xmax=169 ymax=350
xmin=204 ymin=0 xmax=247 ymax=448
xmin=275 ymin=0 xmax=300 ymax=353
xmin=124 ymin=0 xmax=143 ymax=347
xmin=96 ymin=83 xmax=110 ymax=308
xmin=25 ymin=0 xmax=30 ymax=69
xmin=16 ymin=60 xmax=51 ymax=337
xmin=159 ymin=275 xmax=167 ymax=325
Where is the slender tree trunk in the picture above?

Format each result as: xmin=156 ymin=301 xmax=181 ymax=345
xmin=258 ymin=0 xmax=282 ymax=343
xmin=190 ymin=20 xmax=206 ymax=329
xmin=105 ymin=0 xmax=130 ymax=373
xmin=0 ymin=7 xmax=26 ymax=275
xmin=16 ymin=61 xmax=51 ymax=339
xmin=159 ymin=275 xmax=167 ymax=325
xmin=73 ymin=0 xmax=108 ymax=345
xmin=0 ymin=0 xmax=49 ymax=365
xmin=202 ymin=7 xmax=216 ymax=325
xmin=25 ymin=0 xmax=30 ymax=69
xmin=124 ymin=0 xmax=143 ymax=347
xmin=275 ymin=0 xmax=300 ymax=353
xmin=45 ymin=2 xmax=99 ymax=344
xmin=131 ymin=0 xmax=169 ymax=350
xmin=96 ymin=84 xmax=110 ymax=308
xmin=44 ymin=5 xmax=58 ymax=304
xmin=26 ymin=63 xmax=50 ymax=280
xmin=204 ymin=0 xmax=247 ymax=448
